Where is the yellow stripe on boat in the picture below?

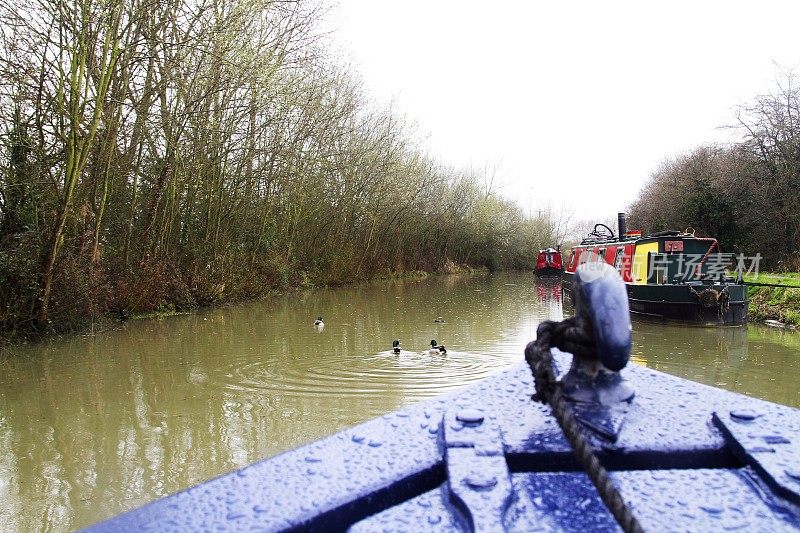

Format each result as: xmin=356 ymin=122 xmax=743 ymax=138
xmin=632 ymin=242 xmax=658 ymax=285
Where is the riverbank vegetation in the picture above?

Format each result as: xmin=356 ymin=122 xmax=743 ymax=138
xmin=0 ymin=0 xmax=558 ymax=339
xmin=628 ymin=73 xmax=800 ymax=271
xmin=745 ymin=273 xmax=800 ymax=327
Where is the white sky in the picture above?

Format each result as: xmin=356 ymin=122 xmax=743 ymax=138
xmin=324 ymin=1 xmax=800 ymax=220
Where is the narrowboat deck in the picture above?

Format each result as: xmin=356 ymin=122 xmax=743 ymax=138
xmin=87 ymin=356 xmax=800 ymax=532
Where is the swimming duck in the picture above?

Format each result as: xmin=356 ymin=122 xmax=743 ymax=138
xmin=429 ymin=340 xmax=447 ymax=354
xmin=314 ymin=316 xmax=324 ymax=330
xmin=392 ymin=339 xmax=401 ymax=354
xmin=434 ymin=317 xmax=446 ymax=323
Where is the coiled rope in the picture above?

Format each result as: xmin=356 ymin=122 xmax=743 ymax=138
xmin=525 ymin=318 xmax=644 ymax=533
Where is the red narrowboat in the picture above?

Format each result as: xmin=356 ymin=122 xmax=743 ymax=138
xmin=564 ymin=213 xmax=747 ymax=326
xmin=535 ymin=247 xmax=564 ymax=277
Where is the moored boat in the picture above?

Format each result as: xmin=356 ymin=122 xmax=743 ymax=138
xmin=535 ymin=247 xmax=564 ymax=277
xmin=564 ymin=213 xmax=748 ymax=326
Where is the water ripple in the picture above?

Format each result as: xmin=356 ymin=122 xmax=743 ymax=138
xmin=212 ymin=347 xmax=513 ymax=399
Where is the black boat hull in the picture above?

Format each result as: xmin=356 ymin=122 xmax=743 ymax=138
xmin=627 ymin=287 xmax=747 ymax=326
xmin=563 ymin=272 xmax=748 ymax=326
xmin=535 ymin=266 xmax=563 ymax=277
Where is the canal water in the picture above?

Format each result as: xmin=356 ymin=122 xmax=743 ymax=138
xmin=1 ymin=272 xmax=798 ymax=531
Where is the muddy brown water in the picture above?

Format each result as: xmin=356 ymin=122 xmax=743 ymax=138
xmin=1 ymin=272 xmax=797 ymax=531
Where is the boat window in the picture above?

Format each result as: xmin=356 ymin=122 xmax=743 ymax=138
xmin=597 ymin=248 xmax=606 ymax=262
xmin=614 ymin=247 xmax=624 ymax=271
xmin=649 ymin=252 xmax=668 ymax=284
xmin=568 ymin=251 xmax=577 ymax=270
xmin=654 ymin=254 xmax=663 ymax=284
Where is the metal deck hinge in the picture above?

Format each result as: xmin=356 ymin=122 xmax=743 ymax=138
xmin=442 ymin=407 xmax=513 ymax=532
xmin=714 ymin=409 xmax=800 ymax=506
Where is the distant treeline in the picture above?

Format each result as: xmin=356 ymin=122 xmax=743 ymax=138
xmin=0 ymin=0 xmax=556 ymax=337
xmin=628 ymin=74 xmax=800 ymax=270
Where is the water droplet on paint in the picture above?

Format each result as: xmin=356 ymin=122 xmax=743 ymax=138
xmin=785 ymin=469 xmax=800 ymax=481
xmin=456 ymin=408 xmax=485 ymax=424
xmin=730 ymin=410 xmax=760 ymax=421
xmin=464 ymin=473 xmax=497 ymax=490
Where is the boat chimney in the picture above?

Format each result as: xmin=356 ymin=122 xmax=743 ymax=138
xmin=618 ymin=212 xmax=627 ymax=241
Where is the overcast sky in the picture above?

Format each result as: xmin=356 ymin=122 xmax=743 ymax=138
xmin=324 ymin=1 xmax=800 ymax=221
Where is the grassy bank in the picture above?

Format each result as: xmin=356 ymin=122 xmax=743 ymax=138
xmin=122 ymin=262 xmax=486 ymax=320
xmin=0 ymin=262 xmax=489 ymax=345
xmin=745 ymin=273 xmax=800 ymax=327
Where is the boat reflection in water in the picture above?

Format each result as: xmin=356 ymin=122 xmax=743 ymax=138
xmin=561 ymin=278 xmax=798 ymax=408
xmin=631 ymin=321 xmax=747 ymax=370
xmin=627 ymin=321 xmax=800 ymax=406
xmin=535 ymin=279 xmax=563 ymax=321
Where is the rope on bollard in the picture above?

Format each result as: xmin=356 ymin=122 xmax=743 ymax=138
xmin=525 ymin=318 xmax=644 ymax=533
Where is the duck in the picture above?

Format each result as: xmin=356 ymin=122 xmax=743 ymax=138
xmin=314 ymin=316 xmax=324 ymax=330
xmin=434 ymin=317 xmax=446 ymax=323
xmin=392 ymin=339 xmax=401 ymax=354
xmin=429 ymin=340 xmax=447 ymax=354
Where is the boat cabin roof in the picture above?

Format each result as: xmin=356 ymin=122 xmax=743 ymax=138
xmin=577 ymin=230 xmax=710 ymax=248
